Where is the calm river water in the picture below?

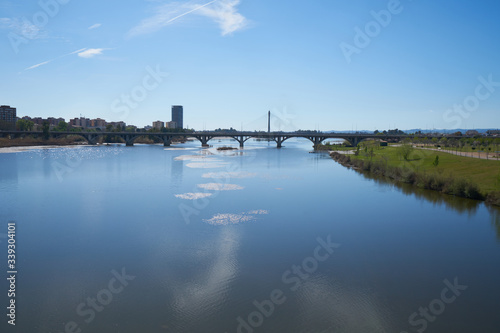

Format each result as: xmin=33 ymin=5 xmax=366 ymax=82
xmin=1 ymin=139 xmax=499 ymax=333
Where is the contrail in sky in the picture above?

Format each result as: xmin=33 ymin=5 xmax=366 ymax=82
xmin=23 ymin=48 xmax=89 ymax=71
xmin=166 ymin=0 xmax=217 ymax=24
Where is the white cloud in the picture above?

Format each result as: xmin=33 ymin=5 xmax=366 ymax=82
xmin=0 ymin=17 xmax=46 ymax=39
xmin=88 ymin=23 xmax=102 ymax=30
xmin=127 ymin=0 xmax=248 ymax=38
xmin=194 ymin=0 xmax=247 ymax=36
xmin=78 ymin=48 xmax=104 ymax=58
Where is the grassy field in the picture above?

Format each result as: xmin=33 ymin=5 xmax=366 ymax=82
xmin=349 ymin=145 xmax=500 ymax=194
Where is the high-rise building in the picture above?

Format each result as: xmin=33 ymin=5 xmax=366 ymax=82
xmin=172 ymin=105 xmax=183 ymax=129
xmin=0 ymin=105 xmax=16 ymax=130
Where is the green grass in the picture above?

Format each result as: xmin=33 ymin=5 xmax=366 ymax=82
xmin=317 ymin=144 xmax=356 ymax=151
xmin=350 ymin=146 xmax=500 ymax=194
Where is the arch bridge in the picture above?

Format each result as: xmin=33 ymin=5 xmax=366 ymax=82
xmin=0 ymin=131 xmax=462 ymax=149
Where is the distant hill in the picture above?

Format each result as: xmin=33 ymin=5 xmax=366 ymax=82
xmin=324 ymin=129 xmax=499 ymax=134
xmin=403 ymin=128 xmax=497 ymax=134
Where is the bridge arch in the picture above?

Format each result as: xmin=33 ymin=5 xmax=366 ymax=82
xmin=53 ymin=133 xmax=91 ymax=144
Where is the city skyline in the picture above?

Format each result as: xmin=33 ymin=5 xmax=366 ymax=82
xmin=1 ymin=0 xmax=500 ymax=130
xmin=5 ymin=104 xmax=500 ymax=133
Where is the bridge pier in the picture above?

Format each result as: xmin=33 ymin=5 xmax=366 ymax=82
xmin=275 ymin=136 xmax=284 ymax=149
xmin=350 ymin=137 xmax=361 ymax=147
xmin=86 ymin=134 xmax=98 ymax=145
xmin=124 ymin=134 xmax=135 ymax=146
xmin=238 ymin=136 xmax=245 ymax=148
xmin=162 ymin=135 xmax=172 ymax=147
xmin=313 ymin=137 xmax=321 ymax=150
xmin=196 ymin=135 xmax=213 ymax=147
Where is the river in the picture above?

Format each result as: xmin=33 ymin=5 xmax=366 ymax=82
xmin=0 ymin=138 xmax=499 ymax=333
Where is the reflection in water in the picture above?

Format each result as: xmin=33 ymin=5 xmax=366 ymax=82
xmin=202 ymin=171 xmax=257 ymax=179
xmin=42 ymin=149 xmax=54 ymax=179
xmin=160 ymin=228 xmax=241 ymax=331
xmin=0 ymin=152 xmax=18 ymax=187
xmin=487 ymin=206 xmax=500 ymax=241
xmin=186 ymin=162 xmax=228 ymax=169
xmin=296 ymin=279 xmax=392 ymax=333
xmin=0 ymin=152 xmax=18 ymax=221
xmin=358 ymin=171 xmax=482 ymax=215
xmin=171 ymin=154 xmax=183 ymax=187
xmin=203 ymin=210 xmax=269 ymax=225
xmin=197 ymin=183 xmax=244 ymax=191
xmin=175 ymin=193 xmax=213 ymax=200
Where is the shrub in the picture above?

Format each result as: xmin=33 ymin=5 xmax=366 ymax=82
xmin=486 ymin=191 xmax=500 ymax=206
xmin=401 ymin=167 xmax=417 ymax=184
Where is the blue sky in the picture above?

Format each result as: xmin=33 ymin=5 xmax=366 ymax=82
xmin=1 ymin=0 xmax=500 ymax=131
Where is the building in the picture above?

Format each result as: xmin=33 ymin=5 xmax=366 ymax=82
xmin=32 ymin=117 xmax=44 ymax=125
xmin=108 ymin=121 xmax=126 ymax=130
xmin=0 ymin=105 xmax=17 ymax=130
xmin=69 ymin=117 xmax=91 ymax=129
xmin=166 ymin=121 xmax=177 ymax=129
xmin=172 ymin=105 xmax=183 ymax=129
xmin=486 ymin=130 xmax=500 ymax=136
xmin=46 ymin=117 xmax=65 ymax=126
xmin=152 ymin=121 xmax=164 ymax=131
xmin=466 ymin=130 xmax=479 ymax=136
xmin=91 ymin=118 xmax=106 ymax=129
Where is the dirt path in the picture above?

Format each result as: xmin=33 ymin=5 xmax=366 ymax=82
xmin=415 ymin=147 xmax=500 ymax=160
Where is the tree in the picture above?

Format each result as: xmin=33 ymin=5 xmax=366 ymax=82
xmin=42 ymin=121 xmax=50 ymax=140
xmin=433 ymin=155 xmax=439 ymax=167
xmin=54 ymin=121 xmax=67 ymax=131
xmin=399 ymin=141 xmax=414 ymax=161
xmin=440 ymin=137 xmax=448 ymax=147
xmin=16 ymin=119 xmax=34 ymax=131
xmin=369 ymin=147 xmax=375 ymax=160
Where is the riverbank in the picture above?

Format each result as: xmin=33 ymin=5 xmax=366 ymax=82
xmin=330 ymin=147 xmax=500 ymax=207
xmin=0 ymin=136 xmax=85 ymax=148
xmin=0 ymin=135 xmax=188 ymax=148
